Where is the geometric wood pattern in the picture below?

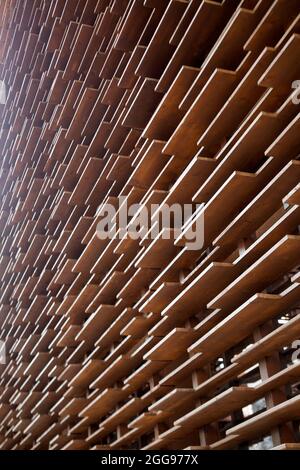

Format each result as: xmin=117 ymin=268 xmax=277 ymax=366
xmin=0 ymin=0 xmax=300 ymax=451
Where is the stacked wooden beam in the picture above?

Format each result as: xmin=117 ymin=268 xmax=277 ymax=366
xmin=0 ymin=0 xmax=300 ymax=451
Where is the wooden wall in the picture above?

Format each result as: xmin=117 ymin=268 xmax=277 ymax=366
xmin=0 ymin=0 xmax=300 ymax=450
